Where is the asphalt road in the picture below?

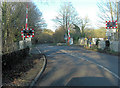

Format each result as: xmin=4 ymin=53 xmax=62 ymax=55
xmin=33 ymin=44 xmax=119 ymax=86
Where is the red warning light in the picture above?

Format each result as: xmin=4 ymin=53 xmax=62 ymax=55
xmin=106 ymin=20 xmax=117 ymax=29
xmin=32 ymin=35 xmax=34 ymax=37
xmin=21 ymin=28 xmax=34 ymax=38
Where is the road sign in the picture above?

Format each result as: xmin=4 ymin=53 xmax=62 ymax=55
xmin=21 ymin=28 xmax=34 ymax=38
xmin=106 ymin=21 xmax=117 ymax=29
xmin=64 ymin=34 xmax=67 ymax=40
xmin=106 ymin=29 xmax=116 ymax=33
xmin=106 ymin=29 xmax=116 ymax=36
xmin=106 ymin=32 xmax=111 ymax=36
xmin=21 ymin=4 xmax=34 ymax=38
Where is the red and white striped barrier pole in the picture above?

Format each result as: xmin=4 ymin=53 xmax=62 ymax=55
xmin=68 ymin=22 xmax=70 ymax=45
xmin=105 ymin=20 xmax=118 ymax=40
xmin=25 ymin=3 xmax=28 ymax=30
xmin=21 ymin=3 xmax=34 ymax=39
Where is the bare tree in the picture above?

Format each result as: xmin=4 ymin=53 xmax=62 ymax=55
xmin=2 ymin=2 xmax=47 ymax=53
xmin=53 ymin=2 xmax=81 ymax=31
xmin=97 ymin=0 xmax=119 ymax=40
xmin=97 ymin=0 xmax=118 ymax=26
xmin=80 ymin=16 xmax=89 ymax=37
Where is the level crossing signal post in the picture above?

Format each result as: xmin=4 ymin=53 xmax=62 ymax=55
xmin=106 ymin=20 xmax=118 ymax=41
xmin=21 ymin=3 xmax=34 ymax=48
xmin=67 ymin=22 xmax=71 ymax=46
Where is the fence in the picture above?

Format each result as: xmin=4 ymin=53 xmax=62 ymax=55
xmin=2 ymin=40 xmax=32 ymax=54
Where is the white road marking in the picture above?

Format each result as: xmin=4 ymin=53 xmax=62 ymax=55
xmin=36 ymin=47 xmax=41 ymax=53
xmin=46 ymin=55 xmax=51 ymax=56
xmin=60 ymin=50 xmax=120 ymax=80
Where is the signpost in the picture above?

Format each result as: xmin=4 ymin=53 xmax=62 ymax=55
xmin=21 ymin=3 xmax=34 ymax=48
xmin=106 ymin=20 xmax=118 ymax=40
xmin=106 ymin=21 xmax=117 ymax=29
xmin=21 ymin=3 xmax=34 ymax=39
xmin=106 ymin=29 xmax=116 ymax=36
xmin=21 ymin=28 xmax=34 ymax=38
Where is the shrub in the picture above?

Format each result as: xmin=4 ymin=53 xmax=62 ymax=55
xmin=2 ymin=47 xmax=29 ymax=71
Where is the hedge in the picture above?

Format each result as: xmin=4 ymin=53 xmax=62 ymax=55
xmin=2 ymin=47 xmax=30 ymax=71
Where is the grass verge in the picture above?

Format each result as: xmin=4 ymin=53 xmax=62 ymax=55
xmin=84 ymin=45 xmax=119 ymax=56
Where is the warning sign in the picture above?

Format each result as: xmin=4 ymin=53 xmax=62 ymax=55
xmin=106 ymin=21 xmax=117 ymax=29
xmin=21 ymin=28 xmax=34 ymax=38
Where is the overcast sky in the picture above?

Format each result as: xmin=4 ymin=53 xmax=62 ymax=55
xmin=33 ymin=0 xmax=99 ymax=31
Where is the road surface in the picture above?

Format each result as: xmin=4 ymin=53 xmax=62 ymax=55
xmin=33 ymin=44 xmax=119 ymax=87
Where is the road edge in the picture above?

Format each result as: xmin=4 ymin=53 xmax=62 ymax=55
xmin=29 ymin=47 xmax=47 ymax=88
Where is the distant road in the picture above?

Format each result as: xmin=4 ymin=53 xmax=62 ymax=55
xmin=34 ymin=44 xmax=119 ymax=86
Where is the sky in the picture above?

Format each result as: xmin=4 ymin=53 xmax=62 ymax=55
xmin=33 ymin=0 xmax=99 ymax=31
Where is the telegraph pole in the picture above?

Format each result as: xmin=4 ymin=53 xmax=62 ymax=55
xmin=25 ymin=3 xmax=28 ymax=31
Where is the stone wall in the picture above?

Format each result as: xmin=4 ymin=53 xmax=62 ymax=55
xmin=78 ymin=38 xmax=119 ymax=52
xmin=98 ymin=40 xmax=105 ymax=50
xmin=19 ymin=39 xmax=32 ymax=50
xmin=3 ymin=40 xmax=32 ymax=54
xmin=98 ymin=41 xmax=119 ymax=52
xmin=110 ymin=41 xmax=119 ymax=52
